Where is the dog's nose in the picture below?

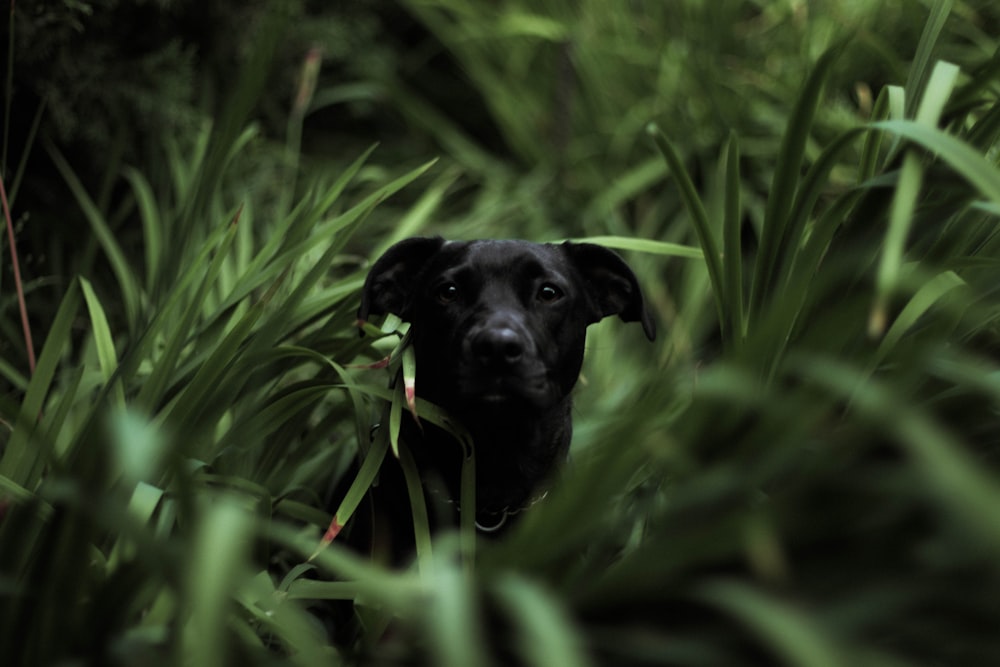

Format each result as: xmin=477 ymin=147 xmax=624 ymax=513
xmin=471 ymin=327 xmax=524 ymax=366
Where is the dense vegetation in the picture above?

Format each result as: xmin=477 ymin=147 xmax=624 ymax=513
xmin=2 ymin=0 xmax=1000 ymax=664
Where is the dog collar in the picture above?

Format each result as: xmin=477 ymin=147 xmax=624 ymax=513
xmin=472 ymin=490 xmax=549 ymax=533
xmin=425 ymin=482 xmax=549 ymax=534
xmin=369 ymin=423 xmax=549 ymax=533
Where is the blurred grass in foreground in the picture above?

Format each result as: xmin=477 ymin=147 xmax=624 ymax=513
xmin=2 ymin=0 xmax=1000 ymax=665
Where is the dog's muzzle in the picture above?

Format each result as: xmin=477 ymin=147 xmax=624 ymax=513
xmin=457 ymin=319 xmax=553 ymax=408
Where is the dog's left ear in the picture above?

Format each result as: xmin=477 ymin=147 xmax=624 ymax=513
xmin=562 ymin=242 xmax=656 ymax=341
xmin=358 ymin=236 xmax=447 ymax=332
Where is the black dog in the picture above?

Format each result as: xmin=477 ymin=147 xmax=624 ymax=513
xmin=357 ymin=237 xmax=655 ymax=538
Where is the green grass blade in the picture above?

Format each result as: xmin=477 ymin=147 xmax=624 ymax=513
xmin=568 ymin=235 xmax=703 ymax=259
xmin=399 ymin=443 xmax=433 ymax=567
xmin=773 ymin=128 xmax=867 ymax=296
xmin=389 ymin=380 xmax=404 ymax=460
xmin=312 ymin=423 xmax=389 ymax=559
xmin=647 ymin=124 xmax=726 ymax=329
xmin=426 ymin=563 xmax=488 ymax=667
xmin=794 ymin=354 xmax=1000 ymax=553
xmin=700 ymin=580 xmax=847 ymax=667
xmin=0 ymin=279 xmax=81 ymax=485
xmin=181 ymin=497 xmax=253 ymax=667
xmin=749 ymin=44 xmax=842 ymax=322
xmin=722 ymin=132 xmax=744 ymax=347
xmin=46 ymin=143 xmax=141 ymax=326
xmin=184 ymin=6 xmax=289 ymax=223
xmin=494 ymin=574 xmax=593 ymax=667
xmin=904 ymin=0 xmax=954 ymax=119
xmin=875 ymin=270 xmax=966 ymax=362
xmin=858 ymin=87 xmax=891 ymax=183
xmin=873 ymin=119 xmax=1000 ymax=202
xmin=80 ymin=277 xmax=125 ymax=409
xmin=915 ymin=61 xmax=960 ymax=128
xmin=0 ymin=355 xmax=28 ymax=391
xmin=871 ymin=153 xmax=924 ymax=337
xmin=136 ymin=216 xmax=239 ymax=413
xmin=122 ymin=166 xmax=163 ymax=293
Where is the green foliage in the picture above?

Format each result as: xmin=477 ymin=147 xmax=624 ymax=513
xmin=3 ymin=1 xmax=1000 ymax=665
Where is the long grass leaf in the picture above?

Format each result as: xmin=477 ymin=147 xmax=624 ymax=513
xmin=774 ymin=128 xmax=867 ymax=294
xmin=80 ymin=277 xmax=125 ymax=409
xmin=0 ymin=279 xmax=80 ymax=485
xmin=182 ymin=497 xmax=253 ymax=667
xmin=647 ymin=124 xmax=726 ymax=328
xmin=700 ymin=580 xmax=847 ymax=667
xmin=494 ymin=575 xmax=594 ymax=667
xmin=871 ymin=153 xmax=924 ymax=337
xmin=750 ymin=45 xmax=843 ymax=321
xmin=873 ymin=119 xmax=1000 ymax=202
xmin=794 ymin=354 xmax=1000 ymax=553
xmin=312 ymin=423 xmax=389 ymax=559
xmin=427 ymin=563 xmax=488 ymax=667
xmin=568 ymin=235 xmax=703 ymax=259
xmin=122 ymin=166 xmax=164 ymax=293
xmin=0 ymin=357 xmax=28 ymax=391
xmin=875 ymin=270 xmax=967 ymax=361
xmin=722 ymin=133 xmax=744 ymax=347
xmin=399 ymin=443 xmax=433 ymax=567
xmin=47 ymin=143 xmax=141 ymax=325
xmin=136 ymin=216 xmax=239 ymax=413
xmin=858 ymin=87 xmax=891 ymax=183
xmin=904 ymin=0 xmax=954 ymax=119
xmin=915 ymin=61 xmax=960 ymax=128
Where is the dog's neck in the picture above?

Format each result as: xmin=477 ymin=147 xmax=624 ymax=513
xmin=406 ymin=397 xmax=573 ymax=517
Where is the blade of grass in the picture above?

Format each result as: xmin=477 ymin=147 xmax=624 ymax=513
xmin=80 ymin=277 xmax=125 ymax=410
xmin=872 ymin=119 xmax=1000 ymax=202
xmin=749 ymin=44 xmax=843 ymax=322
xmin=426 ymin=563 xmax=488 ymax=667
xmin=858 ymin=87 xmax=891 ymax=183
xmin=774 ymin=127 xmax=867 ymax=295
xmin=647 ymin=124 xmax=726 ymax=330
xmin=915 ymin=61 xmax=960 ymax=128
xmin=871 ymin=153 xmax=923 ymax=337
xmin=311 ymin=423 xmax=389 ymax=560
xmin=181 ymin=497 xmax=253 ymax=667
xmin=568 ymin=235 xmax=703 ymax=259
xmin=875 ymin=270 xmax=967 ymax=362
xmin=0 ymin=279 xmax=81 ymax=485
xmin=122 ymin=166 xmax=164 ymax=294
xmin=722 ymin=132 xmax=744 ymax=348
xmin=793 ymin=353 xmax=1000 ymax=553
xmin=493 ymin=574 xmax=594 ymax=667
xmin=46 ymin=140 xmax=141 ymax=326
xmin=700 ymin=580 xmax=847 ymax=667
xmin=6 ymin=100 xmax=44 ymax=207
xmin=399 ymin=442 xmax=433 ymax=568
xmin=136 ymin=211 xmax=240 ymax=413
xmin=904 ymin=0 xmax=954 ymax=119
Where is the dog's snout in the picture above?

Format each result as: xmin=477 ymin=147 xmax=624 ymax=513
xmin=471 ymin=327 xmax=525 ymax=366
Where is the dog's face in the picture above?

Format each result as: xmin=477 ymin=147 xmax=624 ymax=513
xmin=358 ymin=238 xmax=656 ymax=418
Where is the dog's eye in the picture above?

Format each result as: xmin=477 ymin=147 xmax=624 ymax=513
xmin=436 ymin=283 xmax=459 ymax=304
xmin=537 ymin=284 xmax=563 ymax=303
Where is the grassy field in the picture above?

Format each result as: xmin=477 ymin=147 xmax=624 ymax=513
xmin=2 ymin=0 xmax=1000 ymax=665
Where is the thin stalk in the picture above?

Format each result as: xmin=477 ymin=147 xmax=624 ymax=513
xmin=1 ymin=173 xmax=34 ymax=373
xmin=3 ymin=0 xmax=14 ymax=178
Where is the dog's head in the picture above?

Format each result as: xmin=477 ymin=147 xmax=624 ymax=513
xmin=358 ymin=237 xmax=655 ymax=416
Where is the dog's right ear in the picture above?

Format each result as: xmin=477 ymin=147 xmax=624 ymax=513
xmin=358 ymin=236 xmax=446 ymax=334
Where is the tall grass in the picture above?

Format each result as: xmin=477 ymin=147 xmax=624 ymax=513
xmin=2 ymin=1 xmax=1000 ymax=665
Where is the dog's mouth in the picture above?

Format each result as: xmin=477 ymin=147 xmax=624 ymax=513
xmin=456 ymin=372 xmax=554 ymax=410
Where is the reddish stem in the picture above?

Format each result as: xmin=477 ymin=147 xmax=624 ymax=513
xmin=1 ymin=173 xmax=34 ymax=374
